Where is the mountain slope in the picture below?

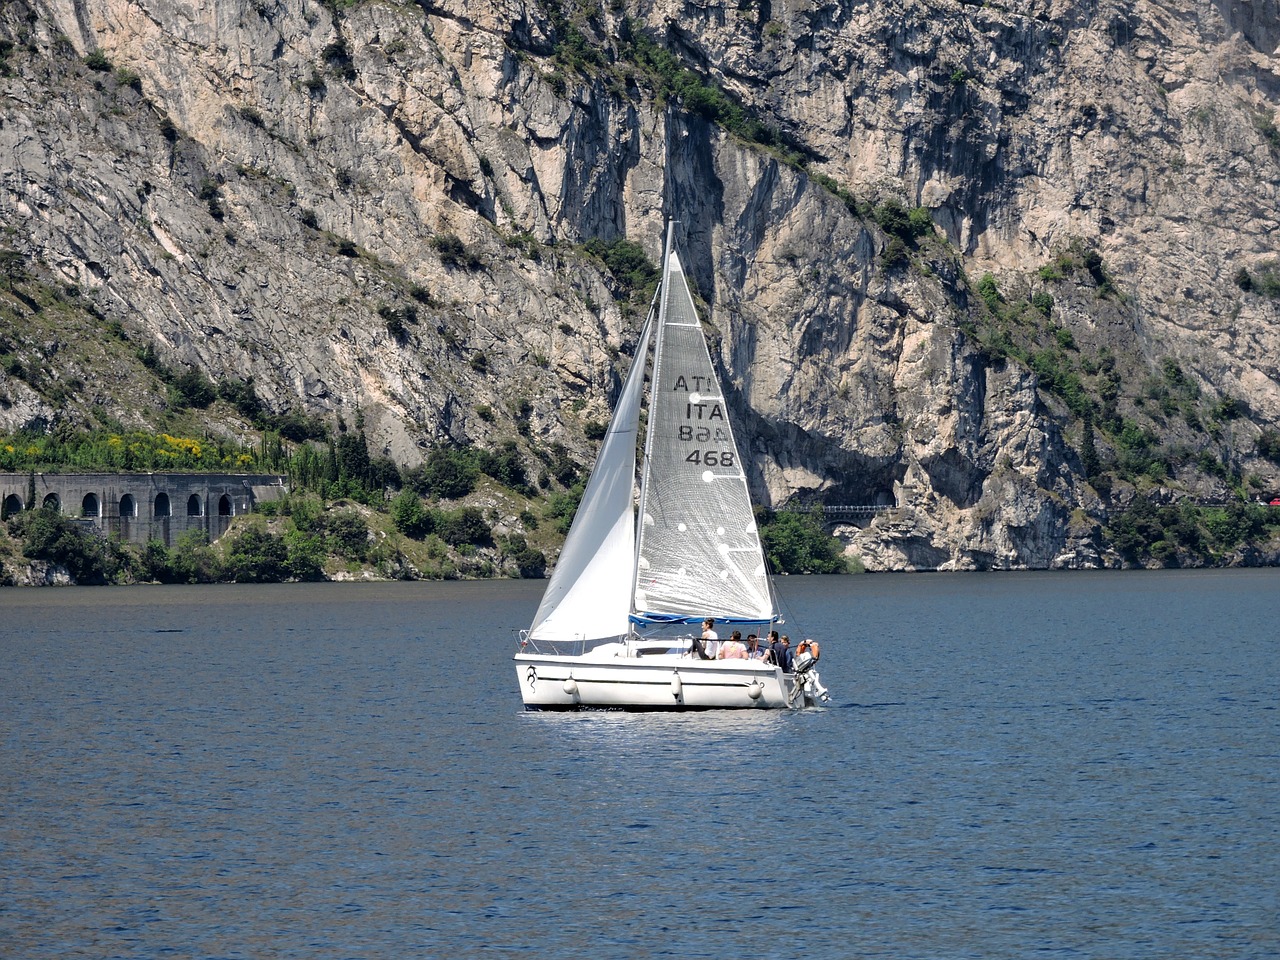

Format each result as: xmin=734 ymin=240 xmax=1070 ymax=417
xmin=1 ymin=0 xmax=1278 ymax=569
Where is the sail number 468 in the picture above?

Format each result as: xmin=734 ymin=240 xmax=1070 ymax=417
xmin=685 ymin=449 xmax=735 ymax=466
xmin=677 ymin=425 xmax=733 ymax=466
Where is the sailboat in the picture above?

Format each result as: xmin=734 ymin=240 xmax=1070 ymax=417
xmin=514 ymin=224 xmax=826 ymax=710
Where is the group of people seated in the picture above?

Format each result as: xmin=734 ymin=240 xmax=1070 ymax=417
xmin=691 ymin=618 xmax=820 ymax=673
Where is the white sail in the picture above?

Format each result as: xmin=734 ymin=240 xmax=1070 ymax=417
xmin=527 ymin=318 xmax=653 ymax=644
xmin=632 ymin=241 xmax=775 ymax=623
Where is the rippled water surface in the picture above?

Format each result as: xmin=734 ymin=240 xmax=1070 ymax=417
xmin=2 ymin=571 xmax=1278 ymax=959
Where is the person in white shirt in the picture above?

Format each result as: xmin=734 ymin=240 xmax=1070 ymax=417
xmin=701 ymin=618 xmax=720 ymax=659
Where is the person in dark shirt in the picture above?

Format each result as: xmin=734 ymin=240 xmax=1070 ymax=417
xmin=771 ymin=632 xmax=792 ymax=672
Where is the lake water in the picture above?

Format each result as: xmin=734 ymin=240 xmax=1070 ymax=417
xmin=1 ymin=570 xmax=1277 ymax=959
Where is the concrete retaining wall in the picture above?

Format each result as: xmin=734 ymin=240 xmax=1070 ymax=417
xmin=0 ymin=473 xmax=288 ymax=547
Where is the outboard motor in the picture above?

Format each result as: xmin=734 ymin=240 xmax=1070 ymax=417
xmin=788 ymin=650 xmax=831 ymax=706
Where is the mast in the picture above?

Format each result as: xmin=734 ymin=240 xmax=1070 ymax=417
xmin=631 ymin=222 xmax=676 ymax=617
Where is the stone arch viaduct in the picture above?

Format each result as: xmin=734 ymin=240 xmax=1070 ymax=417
xmin=0 ymin=472 xmax=287 ymax=547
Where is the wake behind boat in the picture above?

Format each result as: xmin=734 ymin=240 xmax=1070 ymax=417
xmin=514 ymin=224 xmax=830 ymax=710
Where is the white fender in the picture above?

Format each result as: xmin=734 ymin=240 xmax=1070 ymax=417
xmin=563 ymin=676 xmax=578 ymax=696
xmin=671 ymin=671 xmax=683 ymax=700
xmin=747 ymin=679 xmax=763 ymax=700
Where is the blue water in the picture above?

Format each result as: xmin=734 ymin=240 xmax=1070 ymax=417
xmin=1 ymin=570 xmax=1277 ymax=958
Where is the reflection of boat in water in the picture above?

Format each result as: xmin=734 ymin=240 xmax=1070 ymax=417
xmin=514 ymin=223 xmax=829 ymax=710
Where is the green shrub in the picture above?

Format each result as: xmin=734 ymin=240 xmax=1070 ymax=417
xmin=874 ymin=199 xmax=910 ymax=239
xmin=198 ymin=178 xmax=224 ymax=220
xmin=217 ymin=378 xmax=264 ymax=422
xmin=116 ymin=67 xmax=142 ymax=91
xmin=758 ymin=508 xmax=845 ymax=574
xmin=545 ymin=483 xmax=584 ymax=533
xmin=436 ymin=507 xmax=491 ymax=547
xmin=407 ymin=446 xmax=480 ymax=500
xmin=1255 ymin=262 xmax=1280 ymax=298
xmin=325 ymin=511 xmax=369 ymax=560
xmin=1257 ymin=429 xmax=1280 ymax=463
xmin=434 ymin=233 xmax=482 ymax=270
xmin=501 ymin=535 xmax=546 ymax=578
xmin=977 ymin=273 xmax=1002 ymax=313
xmin=1211 ymin=396 xmax=1244 ymax=420
xmin=168 ymin=529 xmax=222 ymax=583
xmin=168 ymin=368 xmax=216 ymax=408
xmin=907 ymin=206 xmax=933 ymax=237
xmin=880 ymin=236 xmax=909 ymax=270
xmin=225 ymin=525 xmax=289 ymax=582
xmin=9 ymin=508 xmax=115 ymax=583
xmin=84 ymin=50 xmax=112 ymax=71
xmin=583 ymin=237 xmax=659 ymax=300
xmin=623 ymin=24 xmax=788 ymax=155
xmin=541 ymin=442 xmax=580 ymax=487
xmin=391 ymin=489 xmax=434 ymax=539
xmin=475 ymin=440 xmax=529 ymax=491
xmin=285 ymin=530 xmax=326 ymax=581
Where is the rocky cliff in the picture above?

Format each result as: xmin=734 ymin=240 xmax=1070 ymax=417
xmin=1 ymin=0 xmax=1278 ymax=569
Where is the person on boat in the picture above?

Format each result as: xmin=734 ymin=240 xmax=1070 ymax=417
xmin=798 ymin=638 xmax=821 ymax=662
xmin=774 ymin=635 xmax=793 ymax=672
xmin=746 ymin=634 xmax=770 ymax=661
xmin=701 ymin=618 xmax=720 ymax=659
xmin=717 ymin=629 xmax=747 ymax=660
xmin=793 ymin=639 xmax=830 ymax=702
xmin=767 ymin=631 xmax=784 ymax=668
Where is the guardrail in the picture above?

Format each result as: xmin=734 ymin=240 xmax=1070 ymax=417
xmin=775 ymin=504 xmax=894 ymax=521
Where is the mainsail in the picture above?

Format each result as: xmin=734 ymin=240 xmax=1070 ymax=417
xmin=527 ymin=318 xmax=653 ymax=644
xmin=633 ymin=238 xmax=775 ymax=623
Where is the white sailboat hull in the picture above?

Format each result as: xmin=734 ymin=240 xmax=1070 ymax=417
xmin=514 ymin=651 xmax=796 ymax=710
